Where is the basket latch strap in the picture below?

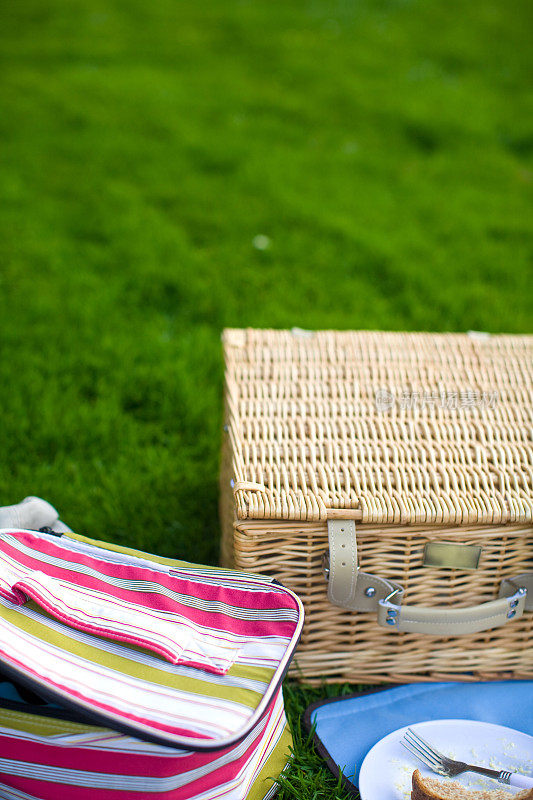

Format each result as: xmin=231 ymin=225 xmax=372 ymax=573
xmin=326 ymin=520 xmax=403 ymax=611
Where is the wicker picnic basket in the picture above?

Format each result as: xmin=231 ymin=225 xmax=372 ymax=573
xmin=220 ymin=328 xmax=533 ymax=684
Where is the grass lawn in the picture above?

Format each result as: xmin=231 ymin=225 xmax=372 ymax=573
xmin=1 ymin=0 xmax=532 ymax=796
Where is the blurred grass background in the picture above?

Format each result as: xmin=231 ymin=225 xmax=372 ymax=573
xmin=1 ymin=0 xmax=532 ymax=796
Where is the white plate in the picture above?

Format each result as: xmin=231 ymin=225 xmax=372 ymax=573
xmin=358 ymin=719 xmax=533 ymax=800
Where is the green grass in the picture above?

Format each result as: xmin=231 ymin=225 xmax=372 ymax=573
xmin=1 ymin=0 xmax=532 ymax=796
xmin=278 ymin=683 xmax=359 ymax=799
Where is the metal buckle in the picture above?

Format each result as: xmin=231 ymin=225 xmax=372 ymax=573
xmin=384 ymin=586 xmax=401 ymax=604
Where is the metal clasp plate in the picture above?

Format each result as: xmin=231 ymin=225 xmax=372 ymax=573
xmin=423 ymin=542 xmax=482 ymax=570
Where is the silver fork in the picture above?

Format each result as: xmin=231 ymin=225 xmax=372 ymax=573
xmin=401 ymin=727 xmax=533 ymax=790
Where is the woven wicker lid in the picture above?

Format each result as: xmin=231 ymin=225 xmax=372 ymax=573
xmin=223 ymin=328 xmax=533 ymax=525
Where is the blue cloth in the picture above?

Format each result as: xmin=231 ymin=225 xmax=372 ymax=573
xmin=309 ymin=681 xmax=533 ymax=788
xmin=0 ymin=680 xmax=59 ymax=707
xmin=0 ymin=681 xmax=25 ymax=703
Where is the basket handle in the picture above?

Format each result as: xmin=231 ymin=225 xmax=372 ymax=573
xmin=376 ymin=585 xmax=528 ymax=634
xmin=326 ymin=520 xmax=532 ymax=635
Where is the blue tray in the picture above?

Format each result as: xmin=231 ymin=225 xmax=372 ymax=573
xmin=303 ymin=681 xmax=533 ymax=796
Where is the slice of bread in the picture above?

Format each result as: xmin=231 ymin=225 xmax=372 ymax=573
xmin=411 ymin=769 xmax=533 ymax=800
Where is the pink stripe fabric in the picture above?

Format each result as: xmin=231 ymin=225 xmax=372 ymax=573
xmin=0 ymin=528 xmax=301 ymax=799
xmin=0 ymin=531 xmax=298 ymax=637
xmin=0 ymin=690 xmax=288 ymax=800
xmin=0 ymin=528 xmax=302 ymax=749
xmin=0 ymin=646 xmax=215 ymax=741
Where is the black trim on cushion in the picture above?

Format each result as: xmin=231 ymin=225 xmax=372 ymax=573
xmin=301 ymin=685 xmax=403 ymax=797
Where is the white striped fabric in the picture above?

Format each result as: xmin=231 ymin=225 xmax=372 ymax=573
xmin=0 ymin=528 xmax=303 ymax=799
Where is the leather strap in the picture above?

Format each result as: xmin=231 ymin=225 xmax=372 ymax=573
xmin=499 ymin=573 xmax=533 ymax=611
xmin=326 ymin=520 xmax=531 ymax=635
xmin=327 ymin=519 xmax=404 ymax=611
xmin=326 ymin=519 xmax=358 ymax=607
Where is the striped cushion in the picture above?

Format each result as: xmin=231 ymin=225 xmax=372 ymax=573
xmin=0 ymin=529 xmax=303 ymax=799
